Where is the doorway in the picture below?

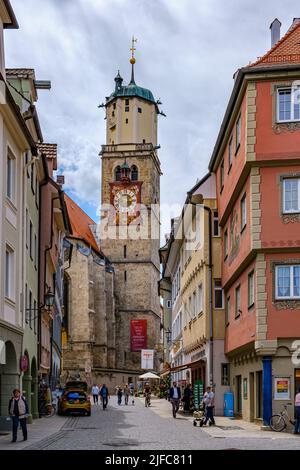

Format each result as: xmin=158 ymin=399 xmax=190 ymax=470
xmin=256 ymin=371 xmax=263 ymax=419
xmin=236 ymin=375 xmax=242 ymax=415
xmin=295 ymin=369 xmax=300 ymax=396
xmin=250 ymin=372 xmax=254 ymax=422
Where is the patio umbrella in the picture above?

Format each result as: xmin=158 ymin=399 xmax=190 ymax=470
xmin=139 ymin=372 xmax=160 ymax=379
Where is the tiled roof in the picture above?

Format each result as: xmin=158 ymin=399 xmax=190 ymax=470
xmin=250 ymin=19 xmax=300 ymax=68
xmin=6 ymin=68 xmax=35 ymax=79
xmin=38 ymin=143 xmax=57 ymax=158
xmin=64 ymin=194 xmax=100 ymax=254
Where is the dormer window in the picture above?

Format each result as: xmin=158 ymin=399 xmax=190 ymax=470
xmin=131 ymin=165 xmax=138 ymax=181
xmin=115 ymin=166 xmax=121 ymax=181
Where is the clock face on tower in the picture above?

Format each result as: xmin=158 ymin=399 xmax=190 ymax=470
xmin=114 ymin=188 xmax=137 ymax=214
xmin=110 ymin=182 xmax=142 ymax=225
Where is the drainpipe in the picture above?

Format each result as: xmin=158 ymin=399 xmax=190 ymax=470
xmin=203 ymin=206 xmax=213 ymax=387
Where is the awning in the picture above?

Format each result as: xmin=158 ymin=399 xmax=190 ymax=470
xmin=160 ymin=358 xmax=206 ymax=377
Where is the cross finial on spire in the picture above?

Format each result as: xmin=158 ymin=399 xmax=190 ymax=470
xmin=129 ymin=36 xmax=137 ymax=84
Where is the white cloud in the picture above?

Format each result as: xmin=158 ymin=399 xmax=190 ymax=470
xmin=5 ymin=0 xmax=300 ymax=238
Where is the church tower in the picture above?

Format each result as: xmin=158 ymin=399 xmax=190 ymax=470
xmin=100 ymin=39 xmax=162 ymax=379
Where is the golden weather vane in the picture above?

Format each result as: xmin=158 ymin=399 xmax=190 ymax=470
xmin=130 ymin=36 xmax=137 ymax=64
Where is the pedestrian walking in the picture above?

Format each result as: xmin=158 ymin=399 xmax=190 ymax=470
xmin=91 ymin=384 xmax=99 ymax=405
xmin=117 ymin=387 xmax=123 ymax=405
xmin=294 ymin=388 xmax=300 ymax=434
xmin=169 ymin=381 xmax=181 ymax=418
xmin=183 ymin=383 xmax=193 ymax=414
xmin=124 ymin=384 xmax=130 ymax=405
xmin=100 ymin=384 xmax=109 ymax=410
xmin=8 ymin=389 xmax=29 ymax=443
xmin=200 ymin=386 xmax=215 ymax=426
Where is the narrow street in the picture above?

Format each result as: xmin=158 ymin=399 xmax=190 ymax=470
xmin=1 ymin=398 xmax=299 ymax=451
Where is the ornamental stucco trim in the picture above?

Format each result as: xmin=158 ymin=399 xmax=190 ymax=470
xmin=255 ymin=254 xmax=267 ymax=341
xmin=250 ymin=167 xmax=261 ymax=250
xmin=246 ymin=82 xmax=257 ymax=162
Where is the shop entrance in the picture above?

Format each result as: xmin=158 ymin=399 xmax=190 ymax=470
xmin=256 ymin=370 xmax=263 ymax=419
xmin=236 ymin=375 xmax=242 ymax=415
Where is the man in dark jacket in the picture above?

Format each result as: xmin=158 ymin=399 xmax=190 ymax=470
xmin=8 ymin=389 xmax=29 ymax=443
xmin=169 ymin=381 xmax=181 ymax=418
xmin=100 ymin=384 xmax=109 ymax=410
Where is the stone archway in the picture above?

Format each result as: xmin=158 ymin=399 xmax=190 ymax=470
xmin=0 ymin=341 xmax=19 ymax=417
xmin=31 ymin=357 xmax=39 ymax=419
xmin=22 ymin=351 xmax=32 ymax=422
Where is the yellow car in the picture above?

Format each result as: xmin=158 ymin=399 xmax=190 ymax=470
xmin=58 ymin=381 xmax=91 ymax=416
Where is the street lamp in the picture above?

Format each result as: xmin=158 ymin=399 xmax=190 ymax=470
xmin=25 ymin=288 xmax=55 ymax=322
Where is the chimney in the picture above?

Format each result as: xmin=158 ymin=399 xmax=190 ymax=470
xmin=56 ymin=175 xmax=65 ymax=187
xmin=270 ymin=18 xmax=281 ymax=47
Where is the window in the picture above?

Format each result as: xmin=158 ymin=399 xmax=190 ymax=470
xmin=29 ymin=291 xmax=32 ymax=329
xmin=124 ymin=245 xmax=127 ymax=258
xmin=125 ymin=99 xmax=129 ymax=106
xmin=34 ymin=234 xmax=37 ymax=269
xmin=34 ymin=299 xmax=37 ymax=334
xmin=220 ymin=161 xmax=224 ymax=191
xmin=235 ymin=285 xmax=241 ymax=318
xmin=241 ymin=194 xmax=247 ymax=231
xmin=224 ymin=229 xmax=228 ymax=259
xmin=115 ymin=166 xmax=121 ymax=181
xmin=248 ymin=271 xmax=254 ymax=308
xmin=26 ymin=209 xmax=29 ymax=248
xmin=166 ymin=300 xmax=172 ymax=309
xmin=138 ymin=107 xmax=142 ymax=113
xmin=30 ymin=221 xmax=33 ymax=260
xmin=112 ymin=110 xmax=115 ymax=117
xmin=228 ymin=138 xmax=233 ymax=171
xmin=213 ymin=211 xmax=220 ymax=237
xmin=25 ymin=285 xmax=28 ymax=324
xmin=113 ymin=102 xmax=116 ymax=110
xmin=131 ymin=165 xmax=138 ymax=181
xmin=193 ymin=291 xmax=196 ymax=317
xmin=124 ymin=270 xmax=127 ymax=282
xmin=283 ymin=178 xmax=300 ymax=213
xmin=276 ymin=265 xmax=300 ymax=299
xmin=126 ymin=118 xmax=128 ymax=124
xmin=214 ymin=280 xmax=224 ymax=309
xmin=226 ymin=296 xmax=230 ymax=325
xmin=7 ymin=150 xmax=15 ymax=201
xmin=188 ymin=296 xmax=192 ymax=320
xmin=5 ymin=246 xmax=14 ymax=300
xmin=221 ymin=363 xmax=230 ymax=386
xmin=35 ymin=176 xmax=38 ymax=207
xmin=236 ymin=114 xmax=241 ymax=153
xmin=125 ymin=106 xmax=129 ymax=112
xmin=31 ymin=163 xmax=35 ymax=194
xmin=198 ymin=284 xmax=203 ymax=313
xmin=277 ymin=87 xmax=300 ymax=122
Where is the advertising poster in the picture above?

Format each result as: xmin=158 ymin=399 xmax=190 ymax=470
xmin=130 ymin=319 xmax=147 ymax=351
xmin=274 ymin=377 xmax=290 ymax=400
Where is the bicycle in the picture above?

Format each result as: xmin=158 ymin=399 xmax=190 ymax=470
xmin=40 ymin=401 xmax=57 ymax=418
xmin=270 ymin=403 xmax=295 ymax=431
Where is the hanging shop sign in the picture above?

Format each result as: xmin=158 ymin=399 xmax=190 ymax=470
xmin=141 ymin=349 xmax=154 ymax=370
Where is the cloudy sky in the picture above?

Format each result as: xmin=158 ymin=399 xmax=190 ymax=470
xmin=5 ymin=0 xmax=300 ymax=237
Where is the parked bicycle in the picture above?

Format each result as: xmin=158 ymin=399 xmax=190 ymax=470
xmin=270 ymin=403 xmax=296 ymax=431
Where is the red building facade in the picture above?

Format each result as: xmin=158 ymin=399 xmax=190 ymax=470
xmin=209 ymin=19 xmax=300 ymax=425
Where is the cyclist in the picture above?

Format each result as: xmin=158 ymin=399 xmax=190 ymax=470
xmin=144 ymin=383 xmax=151 ymax=407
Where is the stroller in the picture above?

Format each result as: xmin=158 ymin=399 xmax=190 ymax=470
xmin=193 ymin=404 xmax=205 ymax=427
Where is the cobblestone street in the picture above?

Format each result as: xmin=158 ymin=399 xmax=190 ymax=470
xmin=1 ymin=398 xmax=300 ymax=450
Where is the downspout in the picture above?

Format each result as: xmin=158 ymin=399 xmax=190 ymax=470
xmin=44 ymin=195 xmax=60 ymax=387
xmin=203 ymin=206 xmax=213 ymax=387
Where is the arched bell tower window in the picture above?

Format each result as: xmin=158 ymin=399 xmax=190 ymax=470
xmin=115 ymin=166 xmax=121 ymax=181
xmin=131 ymin=165 xmax=138 ymax=181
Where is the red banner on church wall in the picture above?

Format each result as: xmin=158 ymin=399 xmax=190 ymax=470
xmin=130 ymin=319 xmax=147 ymax=352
